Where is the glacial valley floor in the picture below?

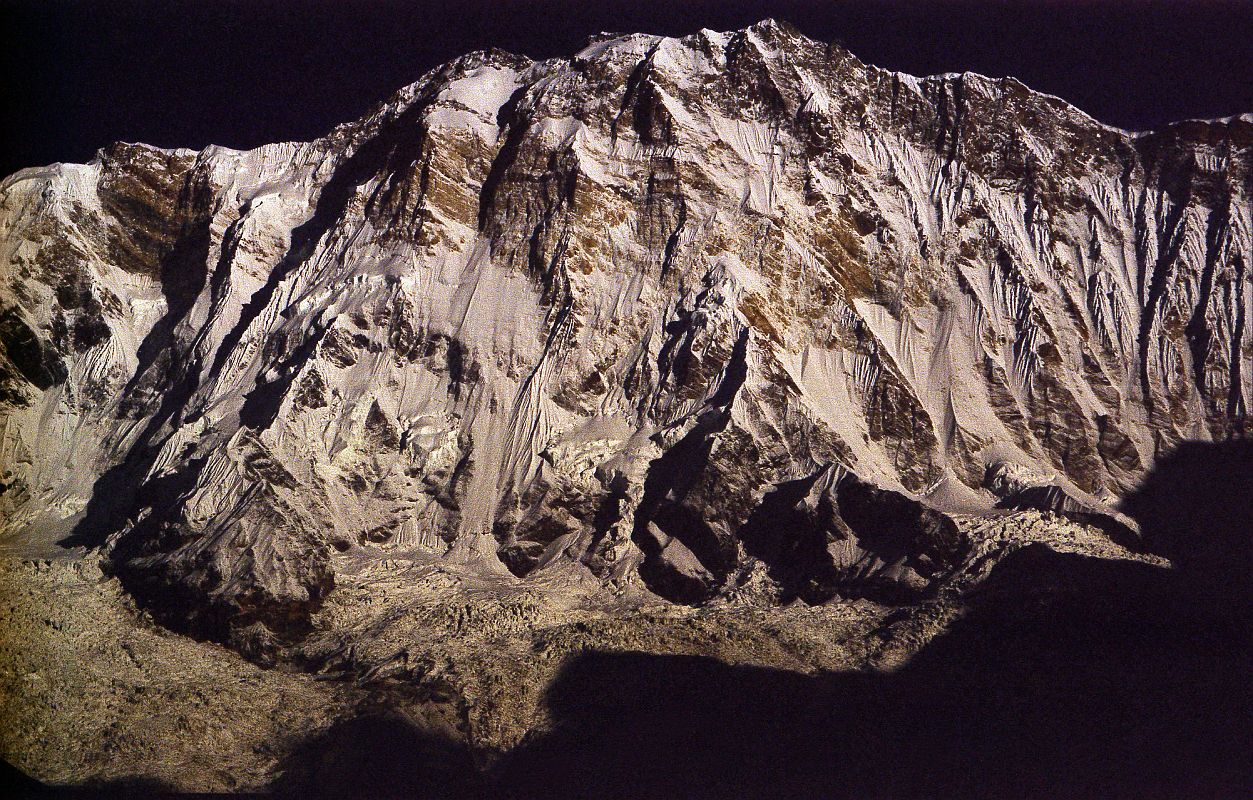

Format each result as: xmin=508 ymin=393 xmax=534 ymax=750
xmin=2 ymin=509 xmax=1249 ymax=799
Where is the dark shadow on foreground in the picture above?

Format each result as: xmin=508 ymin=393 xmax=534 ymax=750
xmin=491 ymin=553 xmax=1249 ymax=799
xmin=268 ymin=559 xmax=1250 ymax=799
xmin=278 ymin=440 xmax=1253 ymax=799
xmin=11 ymin=441 xmax=1253 ymax=799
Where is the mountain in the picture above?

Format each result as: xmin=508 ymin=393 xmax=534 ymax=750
xmin=1 ymin=18 xmax=1249 ymax=660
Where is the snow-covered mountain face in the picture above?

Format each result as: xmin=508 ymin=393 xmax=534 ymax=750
xmin=1 ymin=20 xmax=1249 ymax=648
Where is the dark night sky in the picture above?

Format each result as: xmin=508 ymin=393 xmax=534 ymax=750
xmin=2 ymin=0 xmax=1252 ymax=179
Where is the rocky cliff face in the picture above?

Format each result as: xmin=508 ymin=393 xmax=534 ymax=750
xmin=1 ymin=20 xmax=1249 ymax=651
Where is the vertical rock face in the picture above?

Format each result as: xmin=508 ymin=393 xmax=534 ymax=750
xmin=1 ymin=21 xmax=1249 ymax=645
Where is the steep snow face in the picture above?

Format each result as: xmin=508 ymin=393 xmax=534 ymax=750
xmin=1 ymin=23 xmax=1249 ymax=645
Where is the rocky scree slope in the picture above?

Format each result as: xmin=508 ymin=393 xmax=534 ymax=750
xmin=0 ymin=20 xmax=1249 ymax=651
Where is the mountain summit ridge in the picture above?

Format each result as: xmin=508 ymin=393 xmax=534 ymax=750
xmin=0 ymin=19 xmax=1248 ymax=651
